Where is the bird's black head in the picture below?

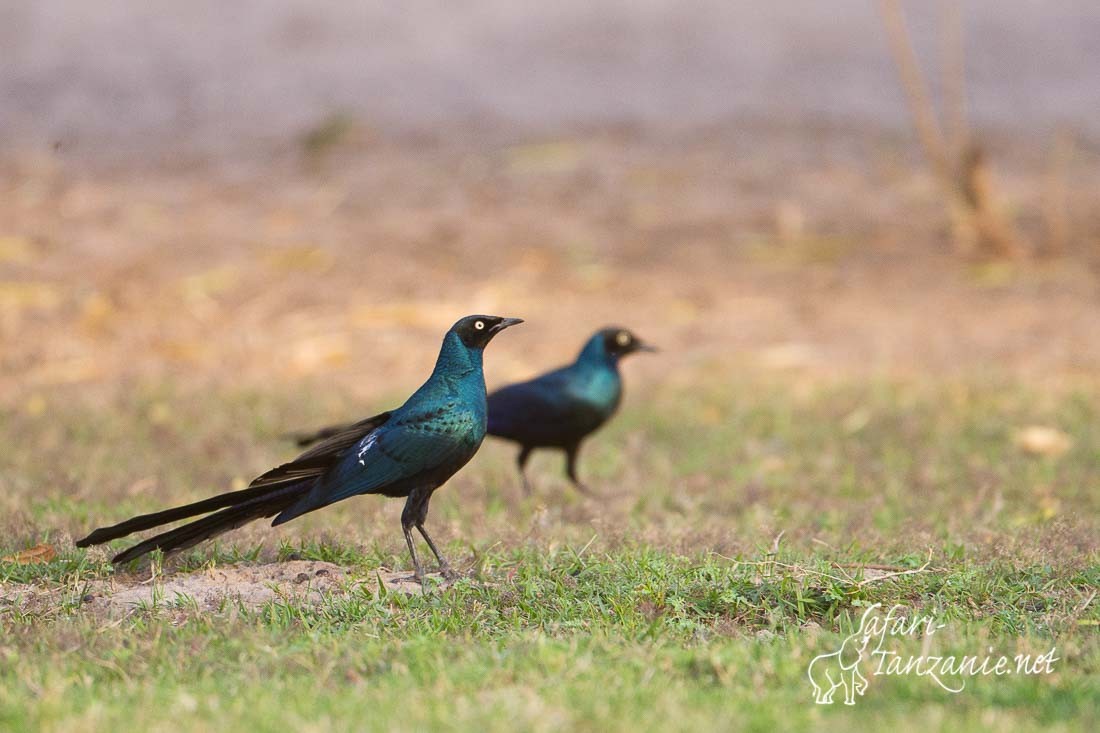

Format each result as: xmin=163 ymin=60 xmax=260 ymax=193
xmin=452 ymin=315 xmax=524 ymax=349
xmin=599 ymin=327 xmax=656 ymax=358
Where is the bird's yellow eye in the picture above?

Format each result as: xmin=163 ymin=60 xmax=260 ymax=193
xmin=616 ymin=331 xmax=630 ymax=346
xmin=474 ymin=320 xmax=486 ymax=330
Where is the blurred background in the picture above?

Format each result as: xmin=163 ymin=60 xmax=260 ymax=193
xmin=4 ymin=1 xmax=1100 ymax=151
xmin=3 ymin=9 xmax=1099 ymax=722
xmin=2 ymin=0 xmax=1100 ymax=399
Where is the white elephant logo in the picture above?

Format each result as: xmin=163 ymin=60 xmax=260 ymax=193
xmin=807 ymin=627 xmax=872 ymax=705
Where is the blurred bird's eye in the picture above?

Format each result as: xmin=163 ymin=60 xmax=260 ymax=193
xmin=616 ymin=331 xmax=630 ymax=346
xmin=475 ymin=320 xmax=486 ymax=330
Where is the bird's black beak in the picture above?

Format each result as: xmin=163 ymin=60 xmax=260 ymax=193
xmin=634 ymin=341 xmax=658 ymax=353
xmin=492 ymin=317 xmax=524 ymax=333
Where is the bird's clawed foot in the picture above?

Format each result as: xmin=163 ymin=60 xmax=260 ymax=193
xmin=439 ymin=565 xmax=461 ymax=582
xmin=402 ymin=567 xmax=460 ymax=590
xmin=409 ymin=570 xmax=435 ymax=593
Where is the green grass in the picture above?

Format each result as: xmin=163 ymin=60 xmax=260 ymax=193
xmin=1 ymin=377 xmax=1097 ymax=731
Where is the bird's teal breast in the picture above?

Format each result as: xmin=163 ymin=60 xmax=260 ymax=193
xmin=566 ymin=367 xmax=622 ymax=416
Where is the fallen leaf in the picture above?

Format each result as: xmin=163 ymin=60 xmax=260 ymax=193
xmin=842 ymin=407 xmax=872 ymax=434
xmin=2 ymin=543 xmax=57 ymax=565
xmin=1013 ymin=426 xmax=1073 ymax=457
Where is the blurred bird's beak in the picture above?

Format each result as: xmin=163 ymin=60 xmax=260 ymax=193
xmin=635 ymin=341 xmax=658 ymax=353
xmin=492 ymin=317 xmax=524 ymax=333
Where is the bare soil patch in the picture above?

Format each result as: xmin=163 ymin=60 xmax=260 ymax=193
xmin=0 ymin=561 xmax=440 ymax=618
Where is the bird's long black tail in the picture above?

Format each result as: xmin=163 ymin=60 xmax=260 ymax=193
xmin=75 ymin=482 xmax=309 ymax=565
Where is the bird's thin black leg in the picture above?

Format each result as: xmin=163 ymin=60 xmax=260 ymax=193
xmin=416 ymin=523 xmax=458 ymax=581
xmin=401 ymin=494 xmax=427 ymax=586
xmin=402 ymin=522 xmax=425 ymax=581
xmin=565 ymin=444 xmax=596 ymax=496
xmin=517 ymin=446 xmax=534 ymax=495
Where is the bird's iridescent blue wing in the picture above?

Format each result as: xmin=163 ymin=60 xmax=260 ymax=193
xmin=275 ymin=405 xmax=483 ymax=520
xmin=488 ymin=368 xmax=613 ymax=443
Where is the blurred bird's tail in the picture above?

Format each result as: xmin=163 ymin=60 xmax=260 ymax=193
xmin=75 ymin=482 xmax=310 ymax=565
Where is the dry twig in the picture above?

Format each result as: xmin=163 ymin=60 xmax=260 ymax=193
xmin=878 ymin=0 xmax=1026 ymax=258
